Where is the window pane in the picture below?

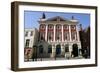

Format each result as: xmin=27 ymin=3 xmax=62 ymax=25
xmin=30 ymin=31 xmax=33 ymax=36
xmin=25 ymin=32 xmax=28 ymax=36
xmin=25 ymin=39 xmax=30 ymax=47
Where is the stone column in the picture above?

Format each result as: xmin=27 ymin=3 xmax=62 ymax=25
xmin=45 ymin=24 xmax=48 ymax=41
xmin=51 ymin=45 xmax=56 ymax=58
xmin=69 ymin=25 xmax=72 ymax=41
xmin=61 ymin=44 xmax=64 ymax=56
xmin=54 ymin=25 xmax=56 ymax=42
xmin=62 ymin=25 xmax=64 ymax=42
xmin=69 ymin=44 xmax=72 ymax=58
xmin=78 ymin=43 xmax=82 ymax=57
xmin=76 ymin=26 xmax=80 ymax=41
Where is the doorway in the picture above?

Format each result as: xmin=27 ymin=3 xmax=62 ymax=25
xmin=72 ymin=44 xmax=78 ymax=57
xmin=56 ymin=44 xmax=61 ymax=55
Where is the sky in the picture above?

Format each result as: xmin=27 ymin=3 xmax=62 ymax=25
xmin=24 ymin=11 xmax=90 ymax=29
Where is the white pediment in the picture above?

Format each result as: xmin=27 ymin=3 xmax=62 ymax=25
xmin=46 ymin=16 xmax=66 ymax=21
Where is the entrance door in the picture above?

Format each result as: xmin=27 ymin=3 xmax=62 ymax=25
xmin=56 ymin=44 xmax=61 ymax=55
xmin=48 ymin=45 xmax=52 ymax=53
xmin=72 ymin=44 xmax=78 ymax=57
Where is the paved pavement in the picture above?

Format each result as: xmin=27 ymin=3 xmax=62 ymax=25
xmin=32 ymin=56 xmax=85 ymax=61
xmin=25 ymin=56 xmax=89 ymax=62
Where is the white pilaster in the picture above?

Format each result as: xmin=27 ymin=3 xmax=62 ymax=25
xmin=51 ymin=45 xmax=56 ymax=58
xmin=76 ymin=26 xmax=80 ymax=41
xmin=61 ymin=44 xmax=64 ymax=55
xmin=62 ymin=25 xmax=64 ymax=42
xmin=68 ymin=44 xmax=72 ymax=57
xmin=54 ymin=25 xmax=56 ymax=42
xmin=69 ymin=25 xmax=72 ymax=41
xmin=45 ymin=24 xmax=48 ymax=41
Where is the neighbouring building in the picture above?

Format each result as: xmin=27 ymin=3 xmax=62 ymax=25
xmin=79 ymin=24 xmax=90 ymax=58
xmin=24 ymin=28 xmax=38 ymax=61
xmin=37 ymin=13 xmax=82 ymax=59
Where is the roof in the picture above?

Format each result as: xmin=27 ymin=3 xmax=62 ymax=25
xmin=46 ymin=16 xmax=66 ymax=21
xmin=38 ymin=16 xmax=79 ymax=23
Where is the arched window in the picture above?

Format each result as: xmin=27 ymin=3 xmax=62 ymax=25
xmin=40 ymin=33 xmax=45 ymax=41
xmin=48 ymin=24 xmax=53 ymax=41
xmin=71 ymin=25 xmax=76 ymax=30
xmin=56 ymin=25 xmax=61 ymax=29
xmin=72 ymin=32 xmax=76 ymax=40
xmin=48 ymin=24 xmax=53 ymax=29
xmin=63 ymin=25 xmax=68 ymax=29
xmin=48 ymin=32 xmax=52 ymax=41
xmin=40 ymin=24 xmax=45 ymax=29
xmin=64 ymin=32 xmax=68 ymax=40
xmin=39 ymin=45 xmax=44 ymax=54
xmin=48 ymin=45 xmax=52 ymax=53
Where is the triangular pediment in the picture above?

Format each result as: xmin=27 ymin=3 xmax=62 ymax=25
xmin=46 ymin=16 xmax=66 ymax=21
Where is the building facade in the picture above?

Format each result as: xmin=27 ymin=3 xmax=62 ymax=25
xmin=24 ymin=28 xmax=38 ymax=61
xmin=37 ymin=15 xmax=81 ymax=58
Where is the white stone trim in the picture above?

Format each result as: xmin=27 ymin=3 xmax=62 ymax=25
xmin=62 ymin=25 xmax=64 ymax=42
xmin=54 ymin=25 xmax=56 ymax=42
xmin=69 ymin=25 xmax=72 ymax=41
xmin=76 ymin=26 xmax=80 ymax=41
xmin=45 ymin=24 xmax=48 ymax=41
